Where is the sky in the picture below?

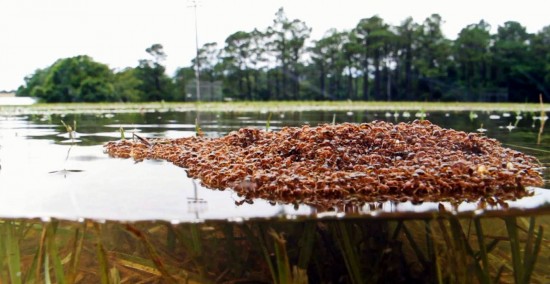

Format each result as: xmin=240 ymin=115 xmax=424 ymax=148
xmin=1 ymin=0 xmax=548 ymax=91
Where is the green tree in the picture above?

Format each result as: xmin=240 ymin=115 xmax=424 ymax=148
xmin=414 ymin=14 xmax=452 ymax=100
xmin=173 ymin=67 xmax=195 ymax=101
xmin=491 ymin=21 xmax=534 ymax=101
xmin=113 ymin=68 xmax=144 ymax=102
xmin=394 ymin=17 xmax=418 ymax=100
xmin=530 ymin=25 xmax=550 ymax=99
xmin=17 ymin=55 xmax=116 ymax=102
xmin=193 ymin=42 xmax=221 ymax=83
xmin=267 ymin=7 xmax=311 ymax=100
xmin=135 ymin=44 xmax=175 ymax=101
xmin=341 ymin=31 xmax=363 ymax=100
xmin=353 ymin=16 xmax=393 ymax=100
xmin=454 ymin=20 xmax=492 ymax=100
xmin=309 ymin=29 xmax=348 ymax=100
xmin=222 ymin=31 xmax=253 ymax=100
xmin=248 ymin=29 xmax=270 ymax=100
xmin=16 ymin=68 xmax=49 ymax=97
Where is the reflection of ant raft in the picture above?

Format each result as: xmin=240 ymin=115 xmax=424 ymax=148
xmin=104 ymin=120 xmax=543 ymax=206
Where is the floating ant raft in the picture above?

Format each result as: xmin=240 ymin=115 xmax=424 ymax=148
xmin=104 ymin=120 xmax=544 ymax=206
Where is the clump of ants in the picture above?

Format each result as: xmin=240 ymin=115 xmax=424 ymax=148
xmin=104 ymin=120 xmax=544 ymax=208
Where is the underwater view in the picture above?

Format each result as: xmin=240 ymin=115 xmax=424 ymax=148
xmin=0 ymin=106 xmax=549 ymax=283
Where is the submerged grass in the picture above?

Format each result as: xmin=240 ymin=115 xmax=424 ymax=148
xmin=0 ymin=215 xmax=547 ymax=283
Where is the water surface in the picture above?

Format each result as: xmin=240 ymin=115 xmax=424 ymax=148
xmin=0 ymin=109 xmax=548 ymax=222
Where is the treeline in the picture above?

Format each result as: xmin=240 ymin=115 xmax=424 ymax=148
xmin=17 ymin=8 xmax=550 ymax=103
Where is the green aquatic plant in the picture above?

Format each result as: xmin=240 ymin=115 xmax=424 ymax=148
xmin=195 ymin=117 xmax=203 ymax=137
xmin=119 ymin=126 xmax=125 ymax=140
xmin=469 ymin=111 xmax=478 ymax=121
xmin=50 ymin=120 xmax=81 ymax=177
xmin=331 ymin=222 xmax=364 ymax=284
xmin=0 ymin=216 xmax=547 ymax=283
xmin=266 ymin=112 xmax=273 ymax=132
xmin=419 ymin=108 xmax=426 ymax=121
xmin=60 ymin=120 xmax=77 ymax=141
xmin=0 ymin=220 xmax=24 ymax=284
xmin=504 ymin=217 xmax=543 ymax=284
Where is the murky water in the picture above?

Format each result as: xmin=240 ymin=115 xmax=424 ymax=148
xmin=0 ymin=108 xmax=548 ymax=282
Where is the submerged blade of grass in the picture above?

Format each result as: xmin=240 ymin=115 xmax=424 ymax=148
xmin=522 ymin=217 xmax=536 ymax=272
xmin=35 ymin=225 xmax=48 ymax=283
xmin=333 ymin=222 xmax=363 ymax=284
xmin=171 ymin=224 xmax=203 ymax=258
xmin=391 ymin=220 xmax=403 ymax=240
xmin=109 ymin=268 xmax=121 ymax=284
xmin=110 ymin=252 xmax=161 ymax=276
xmin=67 ymin=226 xmax=85 ymax=284
xmin=291 ymin=266 xmax=308 ymax=284
xmin=504 ymin=217 xmax=524 ymax=284
xmin=243 ymin=223 xmax=277 ymax=284
xmin=220 ymin=224 xmax=246 ymax=276
xmin=402 ymin=223 xmax=428 ymax=268
xmin=97 ymin=243 xmax=110 ymax=284
xmin=494 ymin=265 xmax=505 ymax=283
xmin=5 ymin=222 xmax=23 ymax=284
xmin=484 ymin=238 xmax=501 ymax=255
xmin=435 ymin=251 xmax=443 ymax=284
xmin=523 ymin=218 xmax=543 ymax=283
xmin=46 ymin=222 xmax=66 ymax=284
xmin=425 ymin=220 xmax=436 ymax=278
xmin=24 ymin=240 xmax=42 ymax=284
xmin=125 ymin=224 xmax=178 ymax=284
xmin=189 ymin=224 xmax=202 ymax=255
xmin=268 ymin=229 xmax=292 ymax=284
xmin=297 ymin=221 xmax=316 ymax=269
xmin=447 ymin=216 xmax=485 ymax=283
xmin=94 ymin=223 xmax=111 ymax=284
xmin=44 ymin=254 xmax=51 ymax=284
xmin=473 ymin=218 xmax=491 ymax=284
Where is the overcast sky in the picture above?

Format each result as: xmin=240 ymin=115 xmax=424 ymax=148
xmin=1 ymin=0 xmax=548 ymax=91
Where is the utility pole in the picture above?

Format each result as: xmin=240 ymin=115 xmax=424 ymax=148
xmin=189 ymin=0 xmax=201 ymax=102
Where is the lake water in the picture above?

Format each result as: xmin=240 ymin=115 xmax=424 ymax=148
xmin=1 ymin=109 xmax=548 ymax=221
xmin=0 ymin=107 xmax=548 ymax=282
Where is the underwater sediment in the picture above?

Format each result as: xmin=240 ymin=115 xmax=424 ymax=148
xmin=104 ymin=120 xmax=544 ymax=206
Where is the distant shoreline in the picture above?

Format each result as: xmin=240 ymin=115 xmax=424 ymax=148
xmin=0 ymin=101 xmax=548 ymax=115
xmin=0 ymin=92 xmax=15 ymax=98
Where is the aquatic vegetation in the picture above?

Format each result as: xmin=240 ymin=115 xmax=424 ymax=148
xmin=266 ymin=112 xmax=272 ymax=132
xmin=104 ymin=120 xmax=543 ymax=208
xmin=119 ymin=126 xmax=125 ymax=140
xmin=477 ymin=123 xmax=487 ymax=133
xmin=0 ymin=215 xmax=547 ymax=283
xmin=48 ymin=120 xmax=83 ymax=177
xmin=60 ymin=120 xmax=77 ymax=141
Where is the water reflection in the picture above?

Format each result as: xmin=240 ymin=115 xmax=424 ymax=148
xmin=228 ymin=186 xmax=550 ymax=219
